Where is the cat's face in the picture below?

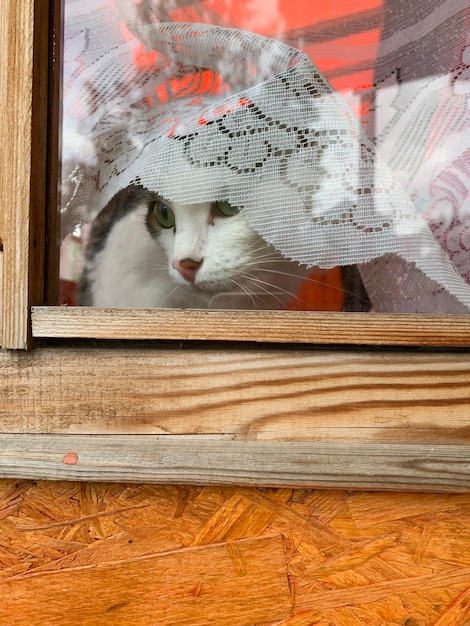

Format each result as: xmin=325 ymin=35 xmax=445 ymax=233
xmin=145 ymin=196 xmax=308 ymax=308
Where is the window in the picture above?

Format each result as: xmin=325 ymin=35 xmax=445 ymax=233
xmin=1 ymin=0 xmax=469 ymax=490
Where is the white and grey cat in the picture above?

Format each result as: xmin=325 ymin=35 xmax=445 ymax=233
xmin=79 ymin=185 xmax=312 ymax=309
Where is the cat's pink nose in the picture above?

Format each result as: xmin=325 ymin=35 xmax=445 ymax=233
xmin=173 ymin=257 xmax=203 ymax=283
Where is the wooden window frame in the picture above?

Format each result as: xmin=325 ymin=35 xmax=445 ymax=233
xmin=1 ymin=0 xmax=469 ymax=491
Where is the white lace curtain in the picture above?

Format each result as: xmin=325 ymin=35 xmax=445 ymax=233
xmin=61 ymin=0 xmax=470 ymax=313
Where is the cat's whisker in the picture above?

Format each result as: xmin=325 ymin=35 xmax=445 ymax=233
xmin=160 ymin=286 xmax=183 ymax=307
xmin=242 ymin=241 xmax=282 ymax=259
xmin=247 ymin=245 xmax=283 ymax=258
xmin=242 ymin=274 xmax=300 ymax=308
xmin=241 ymin=248 xmax=299 ymax=264
xmin=255 ymin=267 xmax=371 ymax=307
xmin=238 ymin=280 xmax=263 ymax=310
xmin=145 ymin=262 xmax=171 ymax=273
xmin=221 ymin=278 xmax=259 ymax=309
xmin=144 ymin=282 xmax=179 ymax=308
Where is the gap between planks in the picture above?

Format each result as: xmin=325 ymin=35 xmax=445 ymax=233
xmin=32 ymin=306 xmax=470 ymax=346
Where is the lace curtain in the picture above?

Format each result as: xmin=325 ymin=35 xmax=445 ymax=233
xmin=61 ymin=0 xmax=470 ymax=313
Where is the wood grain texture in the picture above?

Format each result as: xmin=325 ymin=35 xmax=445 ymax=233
xmin=2 ymin=343 xmax=470 ymax=443
xmin=1 ymin=343 xmax=470 ymax=490
xmin=0 ymin=435 xmax=469 ymax=492
xmin=0 ymin=1 xmax=49 ymax=349
xmin=32 ymin=306 xmax=470 ymax=346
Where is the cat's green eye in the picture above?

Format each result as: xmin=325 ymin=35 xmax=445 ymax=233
xmin=215 ymin=200 xmax=240 ymax=217
xmin=153 ymin=200 xmax=175 ymax=229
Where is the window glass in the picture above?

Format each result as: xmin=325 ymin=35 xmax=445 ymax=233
xmin=59 ymin=0 xmax=470 ymax=314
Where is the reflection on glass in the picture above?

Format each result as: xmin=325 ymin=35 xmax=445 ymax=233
xmin=59 ymin=0 xmax=470 ymax=314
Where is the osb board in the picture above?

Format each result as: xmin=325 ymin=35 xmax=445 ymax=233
xmin=2 ymin=481 xmax=470 ymax=625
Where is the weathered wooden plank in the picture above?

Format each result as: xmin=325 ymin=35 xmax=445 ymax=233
xmin=1 ymin=344 xmax=470 ymax=444
xmin=0 ymin=535 xmax=292 ymax=625
xmin=0 ymin=1 xmax=49 ymax=349
xmin=1 ymin=343 xmax=469 ymax=488
xmin=0 ymin=435 xmax=469 ymax=491
xmin=32 ymin=307 xmax=470 ymax=347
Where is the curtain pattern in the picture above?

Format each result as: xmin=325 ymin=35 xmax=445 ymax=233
xmin=61 ymin=0 xmax=470 ymax=313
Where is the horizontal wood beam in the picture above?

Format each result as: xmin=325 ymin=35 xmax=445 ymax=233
xmin=2 ymin=343 xmax=470 ymax=440
xmin=1 ymin=343 xmax=470 ymax=490
xmin=32 ymin=307 xmax=470 ymax=347
xmin=0 ymin=434 xmax=469 ymax=492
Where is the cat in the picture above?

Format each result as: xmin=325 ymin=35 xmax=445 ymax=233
xmin=78 ymin=184 xmax=313 ymax=309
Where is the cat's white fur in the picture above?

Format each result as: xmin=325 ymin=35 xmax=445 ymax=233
xmin=84 ymin=195 xmax=310 ymax=309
